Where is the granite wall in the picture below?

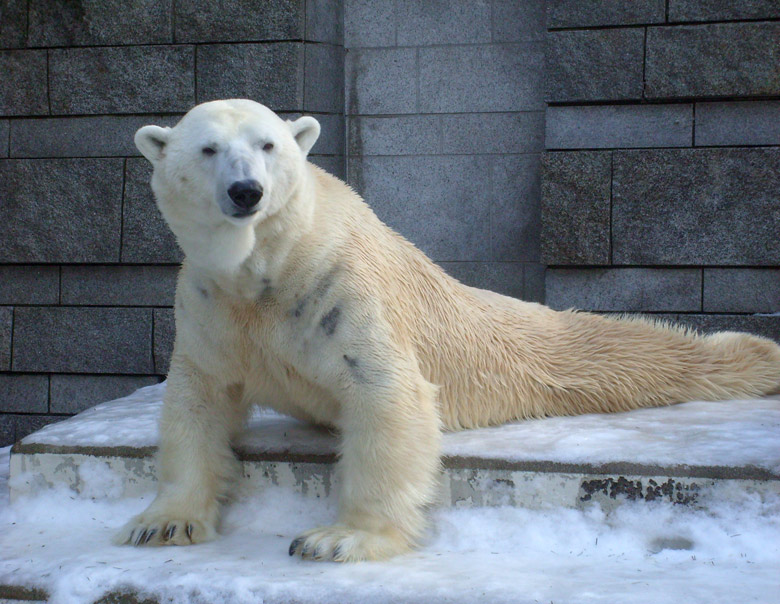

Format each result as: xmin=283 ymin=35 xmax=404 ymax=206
xmin=541 ymin=0 xmax=780 ymax=341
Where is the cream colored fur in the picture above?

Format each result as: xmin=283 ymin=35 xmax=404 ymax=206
xmin=114 ymin=100 xmax=780 ymax=561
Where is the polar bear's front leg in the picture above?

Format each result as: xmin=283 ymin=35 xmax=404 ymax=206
xmin=113 ymin=359 xmax=243 ymax=547
xmin=289 ymin=366 xmax=442 ymax=561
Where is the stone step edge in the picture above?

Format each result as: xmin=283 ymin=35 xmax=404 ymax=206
xmin=11 ymin=442 xmax=779 ymax=482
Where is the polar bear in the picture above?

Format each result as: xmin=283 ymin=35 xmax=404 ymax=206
xmin=114 ymin=99 xmax=780 ymax=561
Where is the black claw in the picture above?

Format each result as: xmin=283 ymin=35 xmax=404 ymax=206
xmin=332 ymin=545 xmax=343 ymax=561
xmin=144 ymin=529 xmax=157 ymax=544
xmin=128 ymin=529 xmax=136 ymax=545
xmin=185 ymin=523 xmax=193 ymax=541
xmin=135 ymin=529 xmax=148 ymax=547
xmin=289 ymin=538 xmax=303 ymax=556
xmin=164 ymin=525 xmax=177 ymax=541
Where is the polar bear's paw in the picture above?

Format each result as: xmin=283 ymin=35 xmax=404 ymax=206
xmin=288 ymin=524 xmax=410 ymax=562
xmin=113 ymin=514 xmax=217 ymax=547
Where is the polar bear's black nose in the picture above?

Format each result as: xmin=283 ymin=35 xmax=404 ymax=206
xmin=228 ymin=179 xmax=263 ymax=210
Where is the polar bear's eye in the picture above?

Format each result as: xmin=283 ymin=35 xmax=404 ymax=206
xmin=202 ymin=146 xmax=216 ymax=156
xmin=263 ymin=142 xmax=274 ymax=152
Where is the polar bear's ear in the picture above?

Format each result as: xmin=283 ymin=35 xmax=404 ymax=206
xmin=135 ymin=125 xmax=171 ymax=163
xmin=288 ymin=116 xmax=320 ymax=157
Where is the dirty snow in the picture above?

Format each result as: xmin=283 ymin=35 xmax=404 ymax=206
xmin=0 ymin=444 xmax=779 ymax=604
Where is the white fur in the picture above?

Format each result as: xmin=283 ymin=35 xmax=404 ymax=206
xmin=115 ymin=99 xmax=780 ymax=561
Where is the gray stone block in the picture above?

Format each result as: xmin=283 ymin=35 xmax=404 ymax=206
xmin=438 ymin=262 xmax=524 ymax=300
xmin=153 ymin=308 xmax=175 ymax=375
xmin=546 ymin=104 xmax=693 ymax=150
xmin=1 ymin=307 xmax=12 ymax=370
xmin=419 ymin=42 xmax=544 ymax=112
xmin=0 ymin=374 xmax=48 ymax=413
xmin=492 ymin=0 xmax=545 ymax=43
xmin=13 ymin=307 xmax=153 ymax=374
xmin=122 ymin=159 xmax=183 ymax=263
xmin=696 ymin=101 xmax=780 ymax=147
xmin=523 ymin=263 xmax=546 ymax=304
xmin=396 ymin=0 xmax=491 ymax=45
xmin=0 ymin=0 xmax=26 ymax=47
xmin=0 ymin=266 xmax=59 ymax=304
xmin=307 ymin=0 xmax=343 ymax=43
xmin=0 ymin=159 xmax=123 ymax=263
xmin=490 ymin=154 xmax=541 ymax=262
xmin=612 ymin=148 xmax=780 ymax=265
xmin=50 ymin=374 xmax=160 ymax=414
xmin=546 ymin=269 xmax=702 ymax=312
xmin=546 ymin=29 xmax=644 ymax=103
xmin=670 ymin=314 xmax=780 ymax=344
xmin=344 ymin=0 xmax=395 ymax=47
xmin=197 ymin=43 xmax=304 ymax=111
xmin=703 ymin=269 xmax=780 ymax=314
xmin=547 ymin=0 xmax=665 ymax=28
xmin=61 ymin=266 xmax=179 ymax=307
xmin=28 ymin=0 xmax=172 ymax=46
xmin=441 ymin=112 xmax=545 ymax=155
xmin=309 ymin=155 xmax=345 ymax=179
xmin=175 ymin=0 xmax=303 ymax=42
xmin=0 ymin=119 xmax=7 ymax=156
xmin=49 ymin=46 xmax=195 ymax=115
xmin=348 ymin=156 xmax=492 ymax=261
xmin=304 ymin=43 xmax=344 ymax=114
xmin=10 ymin=115 xmax=182 ymax=158
xmin=668 ymin=0 xmax=780 ymax=22
xmin=345 ymin=48 xmax=417 ymax=114
xmin=348 ymin=115 xmax=440 ymax=156
xmin=645 ymin=23 xmax=780 ymax=99
xmin=540 ymin=151 xmax=611 ymax=265
xmin=0 ymin=50 xmax=48 ymax=116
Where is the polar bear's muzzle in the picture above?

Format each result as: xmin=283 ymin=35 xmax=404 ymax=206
xmin=226 ymin=179 xmax=263 ymax=217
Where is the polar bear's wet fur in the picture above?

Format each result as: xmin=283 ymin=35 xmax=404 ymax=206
xmin=114 ymin=99 xmax=780 ymax=561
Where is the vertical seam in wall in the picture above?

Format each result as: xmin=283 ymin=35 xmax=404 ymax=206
xmin=303 ymin=41 xmax=309 ymax=110
xmin=641 ymin=27 xmax=648 ymax=101
xmin=691 ymin=103 xmax=697 ymax=146
xmin=193 ymin=44 xmax=199 ymax=104
xmin=9 ymin=307 xmax=15 ymax=372
xmin=24 ymin=0 xmax=30 ymax=43
xmin=609 ymin=152 xmax=614 ymax=265
xmin=151 ymin=309 xmax=157 ymax=374
xmin=45 ymin=49 xmax=52 ymax=115
xmin=665 ymin=0 xmax=670 ymax=23
xmin=119 ymin=159 xmax=127 ymax=262
xmin=171 ymin=0 xmax=177 ymax=43
xmin=700 ymin=268 xmax=705 ymax=312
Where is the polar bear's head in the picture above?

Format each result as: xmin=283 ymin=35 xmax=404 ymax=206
xmin=134 ymin=99 xmax=320 ymax=270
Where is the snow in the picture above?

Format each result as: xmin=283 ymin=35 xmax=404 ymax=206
xmin=0 ymin=444 xmax=779 ymax=604
xmin=21 ymin=382 xmax=780 ymax=474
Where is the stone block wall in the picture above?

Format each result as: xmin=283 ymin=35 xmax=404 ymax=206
xmin=343 ymin=0 xmax=547 ymax=302
xmin=0 ymin=0 xmax=344 ymax=445
xmin=542 ymin=0 xmax=780 ymax=341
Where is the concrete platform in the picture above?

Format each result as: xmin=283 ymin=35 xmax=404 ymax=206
xmin=9 ymin=383 xmax=780 ymax=511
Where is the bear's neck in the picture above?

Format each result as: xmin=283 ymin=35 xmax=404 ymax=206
xmin=187 ymin=169 xmax=317 ymax=299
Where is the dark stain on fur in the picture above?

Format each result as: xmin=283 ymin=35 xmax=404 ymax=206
xmin=343 ymin=354 xmax=368 ymax=383
xmin=320 ymin=307 xmax=341 ymax=336
xmin=291 ymin=265 xmax=340 ymax=318
xmin=258 ymin=277 xmax=273 ymax=298
xmin=197 ymin=285 xmax=209 ymax=299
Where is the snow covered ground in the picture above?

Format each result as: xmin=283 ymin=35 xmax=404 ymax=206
xmin=2 ymin=442 xmax=780 ymax=603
